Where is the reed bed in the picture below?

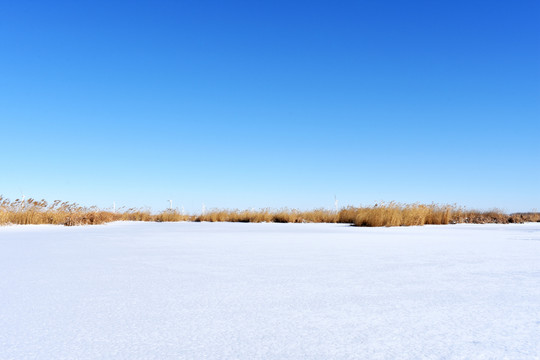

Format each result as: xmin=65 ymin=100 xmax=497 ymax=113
xmin=1 ymin=196 xmax=538 ymax=227
xmin=194 ymin=208 xmax=338 ymax=223
xmin=0 ymin=196 xmax=192 ymax=226
xmin=342 ymin=202 xmax=540 ymax=226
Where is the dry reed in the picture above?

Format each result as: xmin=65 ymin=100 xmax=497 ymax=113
xmin=194 ymin=208 xmax=338 ymax=223
xmin=1 ymin=196 xmax=538 ymax=227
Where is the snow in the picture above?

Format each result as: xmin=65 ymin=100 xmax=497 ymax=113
xmin=1 ymin=222 xmax=539 ymax=359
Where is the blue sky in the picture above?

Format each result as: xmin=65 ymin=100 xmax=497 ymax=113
xmin=1 ymin=0 xmax=539 ymax=213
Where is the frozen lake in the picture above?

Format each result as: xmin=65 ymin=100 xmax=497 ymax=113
xmin=1 ymin=222 xmax=539 ymax=359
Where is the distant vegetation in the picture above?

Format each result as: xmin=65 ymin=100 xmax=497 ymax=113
xmin=0 ymin=196 xmax=538 ymax=227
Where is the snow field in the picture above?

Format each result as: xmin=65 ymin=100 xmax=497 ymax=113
xmin=1 ymin=222 xmax=539 ymax=359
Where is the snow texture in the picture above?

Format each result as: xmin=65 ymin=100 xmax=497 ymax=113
xmin=1 ymin=222 xmax=540 ymax=359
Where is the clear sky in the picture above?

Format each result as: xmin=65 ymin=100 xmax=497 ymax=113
xmin=1 ymin=0 xmax=539 ymax=213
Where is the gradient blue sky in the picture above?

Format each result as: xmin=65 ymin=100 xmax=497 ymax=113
xmin=1 ymin=0 xmax=539 ymax=213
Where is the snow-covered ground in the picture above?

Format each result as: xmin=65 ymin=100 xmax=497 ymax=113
xmin=1 ymin=222 xmax=539 ymax=359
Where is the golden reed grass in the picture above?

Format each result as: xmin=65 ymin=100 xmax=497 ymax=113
xmin=194 ymin=208 xmax=338 ymax=223
xmin=0 ymin=196 xmax=192 ymax=226
xmin=0 ymin=196 xmax=538 ymax=227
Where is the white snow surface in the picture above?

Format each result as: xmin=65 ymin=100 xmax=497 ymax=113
xmin=1 ymin=222 xmax=540 ymax=359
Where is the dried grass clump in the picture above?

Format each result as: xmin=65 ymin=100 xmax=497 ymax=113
xmin=508 ymin=212 xmax=540 ymax=223
xmin=450 ymin=209 xmax=540 ymax=224
xmin=194 ymin=208 xmax=338 ymax=223
xmin=341 ymin=203 xmax=540 ymax=227
xmin=0 ymin=196 xmax=197 ymax=226
xmin=338 ymin=202 xmax=436 ymax=227
xmin=450 ymin=208 xmax=509 ymax=224
xmin=0 ymin=196 xmax=122 ymax=226
xmin=154 ymin=209 xmax=193 ymax=222
xmin=337 ymin=206 xmax=359 ymax=223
